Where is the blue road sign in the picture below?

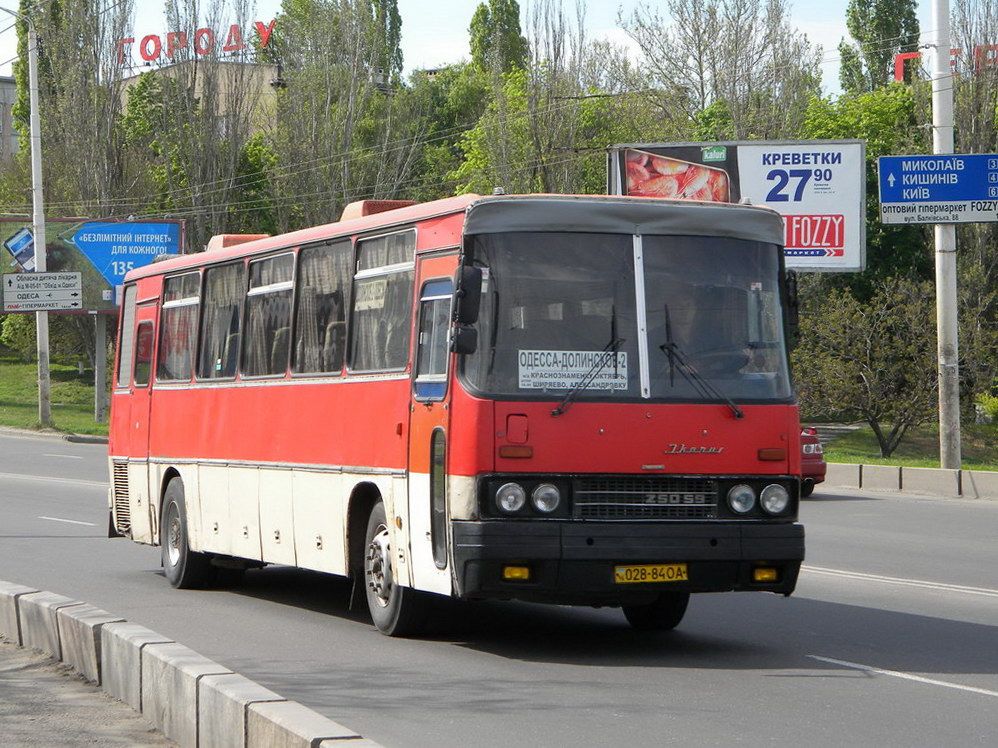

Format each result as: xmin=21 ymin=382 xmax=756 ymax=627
xmin=69 ymin=222 xmax=183 ymax=288
xmin=878 ymin=153 xmax=998 ymax=224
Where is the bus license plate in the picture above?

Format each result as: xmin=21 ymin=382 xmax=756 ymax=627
xmin=614 ymin=563 xmax=688 ymax=584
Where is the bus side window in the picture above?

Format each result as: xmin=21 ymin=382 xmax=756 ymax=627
xmin=157 ymin=272 xmax=200 ymax=382
xmin=350 ymin=231 xmax=415 ymax=373
xmin=242 ymin=254 xmax=294 ymax=377
xmin=134 ymin=322 xmax=154 ymax=387
xmin=293 ymin=240 xmax=352 ymax=375
xmin=198 ymin=262 xmax=246 ymax=379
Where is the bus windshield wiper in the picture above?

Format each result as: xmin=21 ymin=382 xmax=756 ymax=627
xmin=659 ymin=305 xmax=743 ymax=419
xmin=552 ymin=306 xmax=622 ymax=417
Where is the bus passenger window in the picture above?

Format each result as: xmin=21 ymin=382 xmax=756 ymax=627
xmin=198 ymin=262 xmax=246 ymax=379
xmin=133 ymin=322 xmax=154 ymax=386
xmin=293 ymin=241 xmax=352 ymax=375
xmin=350 ymin=232 xmax=415 ymax=372
xmin=157 ymin=272 xmax=200 ymax=382
xmin=242 ymin=254 xmax=294 ymax=377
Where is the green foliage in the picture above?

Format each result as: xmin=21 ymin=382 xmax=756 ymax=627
xmin=793 ymin=278 xmax=938 ymax=457
xmin=839 ymin=0 xmax=920 ymax=93
xmin=0 ymin=314 xmax=35 ymax=361
xmin=404 ymin=64 xmax=490 ymax=201
xmin=691 ymin=101 xmax=735 ymax=142
xmin=802 ymin=85 xmax=931 ymax=296
xmin=0 ymin=314 xmax=95 ymax=365
xmin=977 ymin=391 xmax=998 ymax=421
xmin=469 ymin=0 xmax=528 ymax=74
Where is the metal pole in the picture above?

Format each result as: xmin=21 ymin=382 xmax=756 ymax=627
xmin=94 ymin=313 xmax=107 ymax=422
xmin=931 ymin=0 xmax=961 ymax=469
xmin=1 ymin=6 xmax=51 ymax=426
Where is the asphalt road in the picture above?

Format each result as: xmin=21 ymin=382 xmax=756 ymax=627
xmin=1 ymin=431 xmax=996 ymax=747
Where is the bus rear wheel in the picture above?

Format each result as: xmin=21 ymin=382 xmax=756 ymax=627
xmin=622 ymin=592 xmax=690 ymax=631
xmin=364 ymin=502 xmax=427 ymax=637
xmin=161 ymin=477 xmax=212 ymax=589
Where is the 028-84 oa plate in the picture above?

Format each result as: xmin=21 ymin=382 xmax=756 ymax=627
xmin=613 ymin=563 xmax=688 ymax=584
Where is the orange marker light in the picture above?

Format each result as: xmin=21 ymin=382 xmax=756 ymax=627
xmin=502 ymin=565 xmax=531 ymax=581
xmin=753 ymin=567 xmax=779 ymax=582
xmin=499 ymin=445 xmax=533 ymax=458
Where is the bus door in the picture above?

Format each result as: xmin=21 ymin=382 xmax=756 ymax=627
xmin=124 ymin=301 xmax=158 ymax=542
xmin=407 ymin=263 xmax=455 ymax=595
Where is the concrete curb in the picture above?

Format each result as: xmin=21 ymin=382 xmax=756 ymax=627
xmin=823 ymin=462 xmax=998 ymax=500
xmin=0 ymin=426 xmax=108 ymax=444
xmin=0 ymin=579 xmax=380 ymax=748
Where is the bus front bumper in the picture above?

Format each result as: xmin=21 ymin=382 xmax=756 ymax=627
xmin=451 ymin=520 xmax=804 ymax=604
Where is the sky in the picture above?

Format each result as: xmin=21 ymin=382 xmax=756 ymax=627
xmin=0 ymin=0 xmax=936 ymax=95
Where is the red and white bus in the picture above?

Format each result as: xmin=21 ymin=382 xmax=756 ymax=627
xmin=108 ymin=193 xmax=805 ymax=635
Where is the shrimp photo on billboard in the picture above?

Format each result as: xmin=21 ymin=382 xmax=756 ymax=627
xmin=624 ymin=149 xmax=730 ymax=202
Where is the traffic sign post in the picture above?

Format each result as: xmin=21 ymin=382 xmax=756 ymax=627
xmin=878 ymin=153 xmax=998 ymax=224
xmin=3 ymin=272 xmax=83 ymax=312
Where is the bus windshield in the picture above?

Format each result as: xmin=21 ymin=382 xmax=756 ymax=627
xmin=462 ymin=231 xmax=792 ymax=403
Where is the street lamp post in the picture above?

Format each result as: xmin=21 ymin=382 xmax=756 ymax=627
xmin=1 ymin=5 xmax=51 ymax=426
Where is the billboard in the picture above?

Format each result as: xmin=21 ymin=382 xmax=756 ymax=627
xmin=607 ymin=140 xmax=866 ymax=272
xmin=0 ymin=218 xmax=184 ymax=313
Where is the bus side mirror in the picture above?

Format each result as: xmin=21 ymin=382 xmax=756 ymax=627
xmin=451 ymin=325 xmax=478 ymax=355
xmin=454 ymin=266 xmax=482 ymax=324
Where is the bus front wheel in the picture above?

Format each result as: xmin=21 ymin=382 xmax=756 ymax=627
xmin=622 ymin=592 xmax=690 ymax=631
xmin=364 ymin=502 xmax=427 ymax=637
xmin=161 ymin=477 xmax=212 ymax=589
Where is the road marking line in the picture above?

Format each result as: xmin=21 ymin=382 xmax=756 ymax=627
xmin=0 ymin=471 xmax=107 ymax=488
xmin=802 ymin=565 xmax=998 ymax=599
xmin=809 ymin=656 xmax=998 ymax=699
xmin=38 ymin=516 xmax=97 ymax=527
xmin=42 ymin=453 xmax=83 ymax=460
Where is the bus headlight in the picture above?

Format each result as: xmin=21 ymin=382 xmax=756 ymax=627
xmin=496 ymin=482 xmax=527 ymax=514
xmin=760 ymin=484 xmax=790 ymax=514
xmin=531 ymin=483 xmax=561 ymax=514
xmin=727 ymin=484 xmax=756 ymax=514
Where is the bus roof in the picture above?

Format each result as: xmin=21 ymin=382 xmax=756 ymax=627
xmin=125 ymin=193 xmax=784 ymax=282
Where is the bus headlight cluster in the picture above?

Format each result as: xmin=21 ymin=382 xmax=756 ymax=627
xmin=531 ymin=483 xmax=561 ymax=513
xmin=494 ymin=481 xmax=563 ymax=515
xmin=727 ymin=484 xmax=756 ymax=514
xmin=760 ymin=484 xmax=790 ymax=515
xmin=496 ymin=482 xmax=527 ymax=514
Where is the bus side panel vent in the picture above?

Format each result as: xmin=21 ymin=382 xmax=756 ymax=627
xmin=112 ymin=461 xmax=131 ymax=533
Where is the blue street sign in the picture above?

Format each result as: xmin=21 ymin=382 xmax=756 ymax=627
xmin=878 ymin=154 xmax=998 ymax=224
xmin=69 ymin=222 xmax=183 ymax=287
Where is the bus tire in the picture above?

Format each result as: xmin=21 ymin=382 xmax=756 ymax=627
xmin=622 ymin=592 xmax=690 ymax=631
xmin=161 ymin=477 xmax=212 ymax=589
xmin=364 ymin=502 xmax=427 ymax=637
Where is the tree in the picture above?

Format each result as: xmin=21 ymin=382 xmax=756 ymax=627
xmin=619 ymin=0 xmax=821 ymax=140
xmin=10 ymin=0 xmax=134 ymax=215
xmin=793 ymin=278 xmax=938 ymax=457
xmin=259 ymin=0 xmax=425 ymax=231
xmin=469 ymin=0 xmax=528 ymax=74
xmin=800 ymin=84 xmax=932 ymax=298
xmin=838 ymin=0 xmax=920 ymax=93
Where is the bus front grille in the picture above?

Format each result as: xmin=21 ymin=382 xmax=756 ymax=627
xmin=112 ymin=461 xmax=131 ymax=533
xmin=572 ymin=477 xmax=718 ymax=520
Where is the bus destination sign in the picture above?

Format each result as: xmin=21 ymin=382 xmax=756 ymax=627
xmin=878 ymin=153 xmax=998 ymax=224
